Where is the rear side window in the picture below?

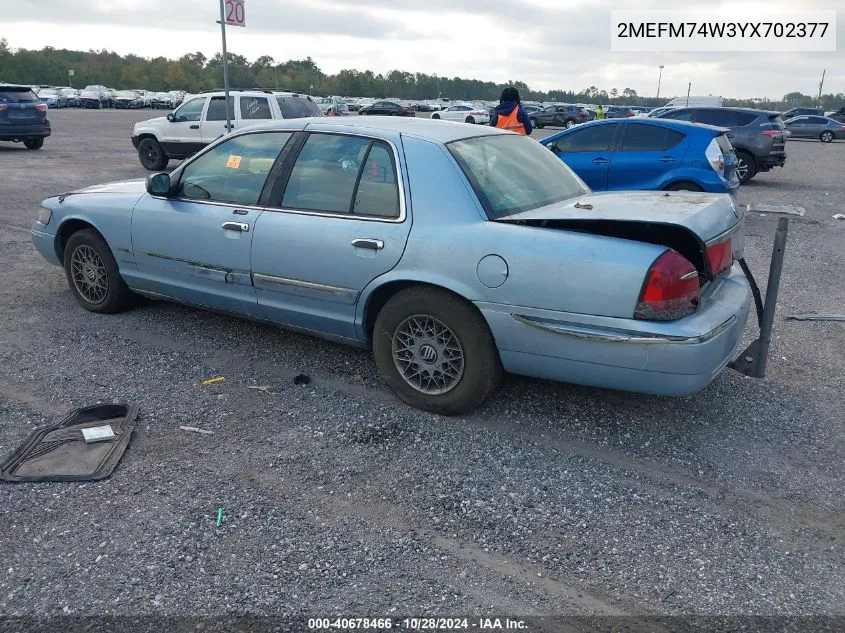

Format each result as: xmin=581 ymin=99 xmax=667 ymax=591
xmin=660 ymin=109 xmax=694 ymax=121
xmin=353 ymin=143 xmax=400 ymax=218
xmin=554 ymin=124 xmax=616 ymax=152
xmin=807 ymin=116 xmax=828 ymax=124
xmin=620 ymin=125 xmax=685 ymax=151
xmin=0 ymin=89 xmax=37 ymax=103
xmin=276 ymin=96 xmax=322 ymax=118
xmin=694 ymin=110 xmax=756 ymax=127
xmin=176 ymin=132 xmax=292 ymax=205
xmin=206 ymin=96 xmax=234 ymax=121
xmin=240 ymin=96 xmax=272 ymax=120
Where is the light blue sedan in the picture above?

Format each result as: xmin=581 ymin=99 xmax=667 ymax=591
xmin=32 ymin=118 xmax=751 ymax=415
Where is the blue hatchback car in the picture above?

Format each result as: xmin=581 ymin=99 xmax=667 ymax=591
xmin=540 ymin=119 xmax=740 ymax=196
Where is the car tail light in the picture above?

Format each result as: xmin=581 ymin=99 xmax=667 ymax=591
xmin=625 ymin=111 xmax=634 ymax=117
xmin=634 ymin=250 xmax=700 ymax=321
xmin=760 ymin=129 xmax=780 ymax=137
xmin=0 ymin=104 xmax=6 ymax=112
xmin=36 ymin=103 xmax=47 ymax=112
xmin=706 ymin=239 xmax=733 ymax=277
xmin=705 ymin=138 xmax=725 ymax=176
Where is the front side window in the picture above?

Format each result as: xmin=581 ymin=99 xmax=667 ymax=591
xmin=174 ymin=97 xmax=206 ymax=121
xmin=661 ymin=109 xmax=694 ymax=121
xmin=240 ymin=96 xmax=272 ymax=120
xmin=206 ymin=96 xmax=234 ymax=121
xmin=282 ymin=134 xmax=399 ymax=217
xmin=176 ymin=132 xmax=292 ymax=205
xmin=554 ymin=124 xmax=616 ymax=153
xmin=449 ymin=134 xmax=589 ymax=219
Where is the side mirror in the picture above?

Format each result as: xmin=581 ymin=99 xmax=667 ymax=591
xmin=146 ymin=173 xmax=172 ymax=196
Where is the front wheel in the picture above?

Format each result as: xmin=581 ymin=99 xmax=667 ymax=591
xmin=373 ymin=286 xmax=502 ymax=415
xmin=23 ymin=137 xmax=44 ymax=150
xmin=137 ymin=138 xmax=169 ymax=171
xmin=63 ymin=229 xmax=132 ymax=314
xmin=820 ymin=131 xmax=834 ymax=143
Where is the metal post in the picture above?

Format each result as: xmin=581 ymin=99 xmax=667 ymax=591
xmin=656 ymin=65 xmax=664 ymax=100
xmin=685 ymin=82 xmax=691 ymax=107
xmin=219 ymin=0 xmax=232 ymax=133
xmin=754 ymin=217 xmax=788 ymax=377
xmin=817 ymin=69 xmax=825 ymax=108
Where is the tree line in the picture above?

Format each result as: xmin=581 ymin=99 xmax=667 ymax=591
xmin=1 ymin=40 xmax=843 ymax=110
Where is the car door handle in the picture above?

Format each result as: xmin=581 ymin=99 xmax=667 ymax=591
xmin=189 ymin=124 xmax=199 ymax=129
xmin=222 ymin=221 xmax=249 ymax=232
xmin=591 ymin=157 xmax=609 ymax=165
xmin=351 ymin=238 xmax=384 ymax=250
xmin=726 ymin=133 xmax=735 ymax=138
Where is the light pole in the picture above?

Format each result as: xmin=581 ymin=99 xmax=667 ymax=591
xmin=685 ymin=81 xmax=692 ymax=107
xmin=656 ymin=65 xmax=664 ymax=100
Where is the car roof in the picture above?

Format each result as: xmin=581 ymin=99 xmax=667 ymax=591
xmin=0 ymin=84 xmax=34 ymax=91
xmin=664 ymin=106 xmax=780 ymax=116
xmin=540 ymin=117 xmax=727 ymax=141
xmin=245 ymin=116 xmax=509 ymax=143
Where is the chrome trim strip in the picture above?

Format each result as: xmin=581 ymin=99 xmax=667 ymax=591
xmin=512 ymin=314 xmax=737 ymax=345
xmin=705 ymin=221 xmax=742 ymax=246
xmin=253 ymin=272 xmax=347 ymax=294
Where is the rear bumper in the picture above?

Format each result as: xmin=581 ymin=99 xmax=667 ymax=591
xmin=478 ymin=265 xmax=751 ymax=396
xmin=0 ymin=122 xmax=51 ymax=140
xmin=758 ymin=152 xmax=787 ymax=170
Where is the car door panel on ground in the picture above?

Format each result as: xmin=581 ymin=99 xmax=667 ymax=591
xmin=131 ymin=131 xmax=293 ymax=316
xmin=162 ymin=95 xmax=207 ymax=155
xmin=607 ymin=123 xmax=688 ymax=190
xmin=550 ymin=123 xmax=619 ymax=190
xmin=251 ymin=131 xmax=412 ymax=340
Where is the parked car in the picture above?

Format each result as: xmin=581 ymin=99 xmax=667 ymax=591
xmin=0 ymin=84 xmax=51 ymax=149
xmin=33 ymin=118 xmax=751 ymax=414
xmin=113 ymin=90 xmax=145 ymax=109
xmin=782 ymin=107 xmax=824 ymax=118
xmin=540 ymin=119 xmax=739 ymax=196
xmin=78 ymin=88 xmax=109 ymax=109
xmin=316 ymin=97 xmax=349 ymax=116
xmin=131 ymin=89 xmax=323 ymax=170
xmin=151 ymin=92 xmax=173 ymax=109
xmin=783 ymin=116 xmax=845 ymax=142
xmin=824 ymin=107 xmax=845 ymax=123
xmin=431 ymin=103 xmax=490 ymax=124
xmin=654 ymin=107 xmax=786 ymax=183
xmin=59 ymin=88 xmax=80 ymax=107
xmin=605 ymin=106 xmax=636 ymax=119
xmin=358 ymin=101 xmax=414 ymax=116
xmin=36 ymin=88 xmax=68 ymax=109
xmin=533 ymin=104 xmax=593 ymax=129
xmin=345 ymin=100 xmax=361 ymax=112
xmin=663 ymin=96 xmax=723 ymax=108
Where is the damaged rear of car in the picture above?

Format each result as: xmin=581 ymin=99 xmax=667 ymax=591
xmin=446 ymin=133 xmax=751 ymax=397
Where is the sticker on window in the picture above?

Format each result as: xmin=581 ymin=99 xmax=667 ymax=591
xmin=226 ymin=155 xmax=242 ymax=169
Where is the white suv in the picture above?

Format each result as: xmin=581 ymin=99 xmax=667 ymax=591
xmin=131 ymin=89 xmax=323 ymax=170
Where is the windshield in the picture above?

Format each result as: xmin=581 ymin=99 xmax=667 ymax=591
xmin=448 ymin=135 xmax=589 ymax=219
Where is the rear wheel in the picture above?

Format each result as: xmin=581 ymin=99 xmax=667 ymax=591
xmin=465 ymin=116 xmax=475 ymax=124
xmin=373 ymin=286 xmax=502 ymax=415
xmin=23 ymin=137 xmax=44 ymax=150
xmin=63 ymin=229 xmax=132 ymax=314
xmin=664 ymin=181 xmax=703 ymax=192
xmin=432 ymin=113 xmax=440 ymax=120
xmin=734 ymin=151 xmax=757 ymax=183
xmin=138 ymin=138 xmax=169 ymax=171
xmin=820 ymin=131 xmax=834 ymax=143
xmin=564 ymin=119 xmax=576 ymax=129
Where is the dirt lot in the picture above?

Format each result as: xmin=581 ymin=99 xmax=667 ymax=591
xmin=0 ymin=109 xmax=843 ymax=629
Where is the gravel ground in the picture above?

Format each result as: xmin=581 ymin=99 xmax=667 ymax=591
xmin=0 ymin=109 xmax=843 ymax=627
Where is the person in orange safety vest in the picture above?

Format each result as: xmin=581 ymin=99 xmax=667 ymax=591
xmin=489 ymin=87 xmax=533 ymax=135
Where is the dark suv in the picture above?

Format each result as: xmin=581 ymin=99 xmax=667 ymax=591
xmin=782 ymin=107 xmax=824 ymax=118
xmin=0 ymin=85 xmax=51 ymax=149
xmin=655 ymin=107 xmax=785 ymax=183
xmin=533 ymin=104 xmax=593 ymax=129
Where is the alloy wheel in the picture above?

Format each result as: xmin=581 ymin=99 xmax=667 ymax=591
xmin=70 ymin=245 xmax=108 ymax=305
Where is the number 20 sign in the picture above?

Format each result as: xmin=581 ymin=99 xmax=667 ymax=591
xmin=224 ymin=0 xmax=245 ymax=27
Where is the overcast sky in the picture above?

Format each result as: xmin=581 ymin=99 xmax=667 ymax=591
xmin=4 ymin=0 xmax=842 ymax=98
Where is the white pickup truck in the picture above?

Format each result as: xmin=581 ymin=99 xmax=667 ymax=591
xmin=131 ymin=89 xmax=323 ymax=170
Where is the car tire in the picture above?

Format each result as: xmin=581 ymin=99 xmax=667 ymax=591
xmin=664 ymin=181 xmax=703 ymax=192
xmin=564 ymin=119 xmax=576 ymax=129
xmin=534 ymin=121 xmax=543 ymax=129
xmin=373 ymin=286 xmax=502 ymax=416
xmin=63 ymin=229 xmax=132 ymax=314
xmin=734 ymin=151 xmax=757 ymax=183
xmin=23 ymin=137 xmax=44 ymax=150
xmin=529 ymin=117 xmax=537 ymax=128
xmin=137 ymin=138 xmax=169 ymax=171
xmin=432 ymin=114 xmax=440 ymax=119
xmin=820 ymin=131 xmax=834 ymax=143
xmin=465 ymin=116 xmax=475 ymax=124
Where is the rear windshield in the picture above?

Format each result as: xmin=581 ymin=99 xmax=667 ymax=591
xmin=766 ymin=115 xmax=785 ymax=130
xmin=449 ymin=134 xmax=589 ymax=219
xmin=0 ymin=89 xmax=37 ymax=103
xmin=276 ymin=96 xmax=323 ymax=118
